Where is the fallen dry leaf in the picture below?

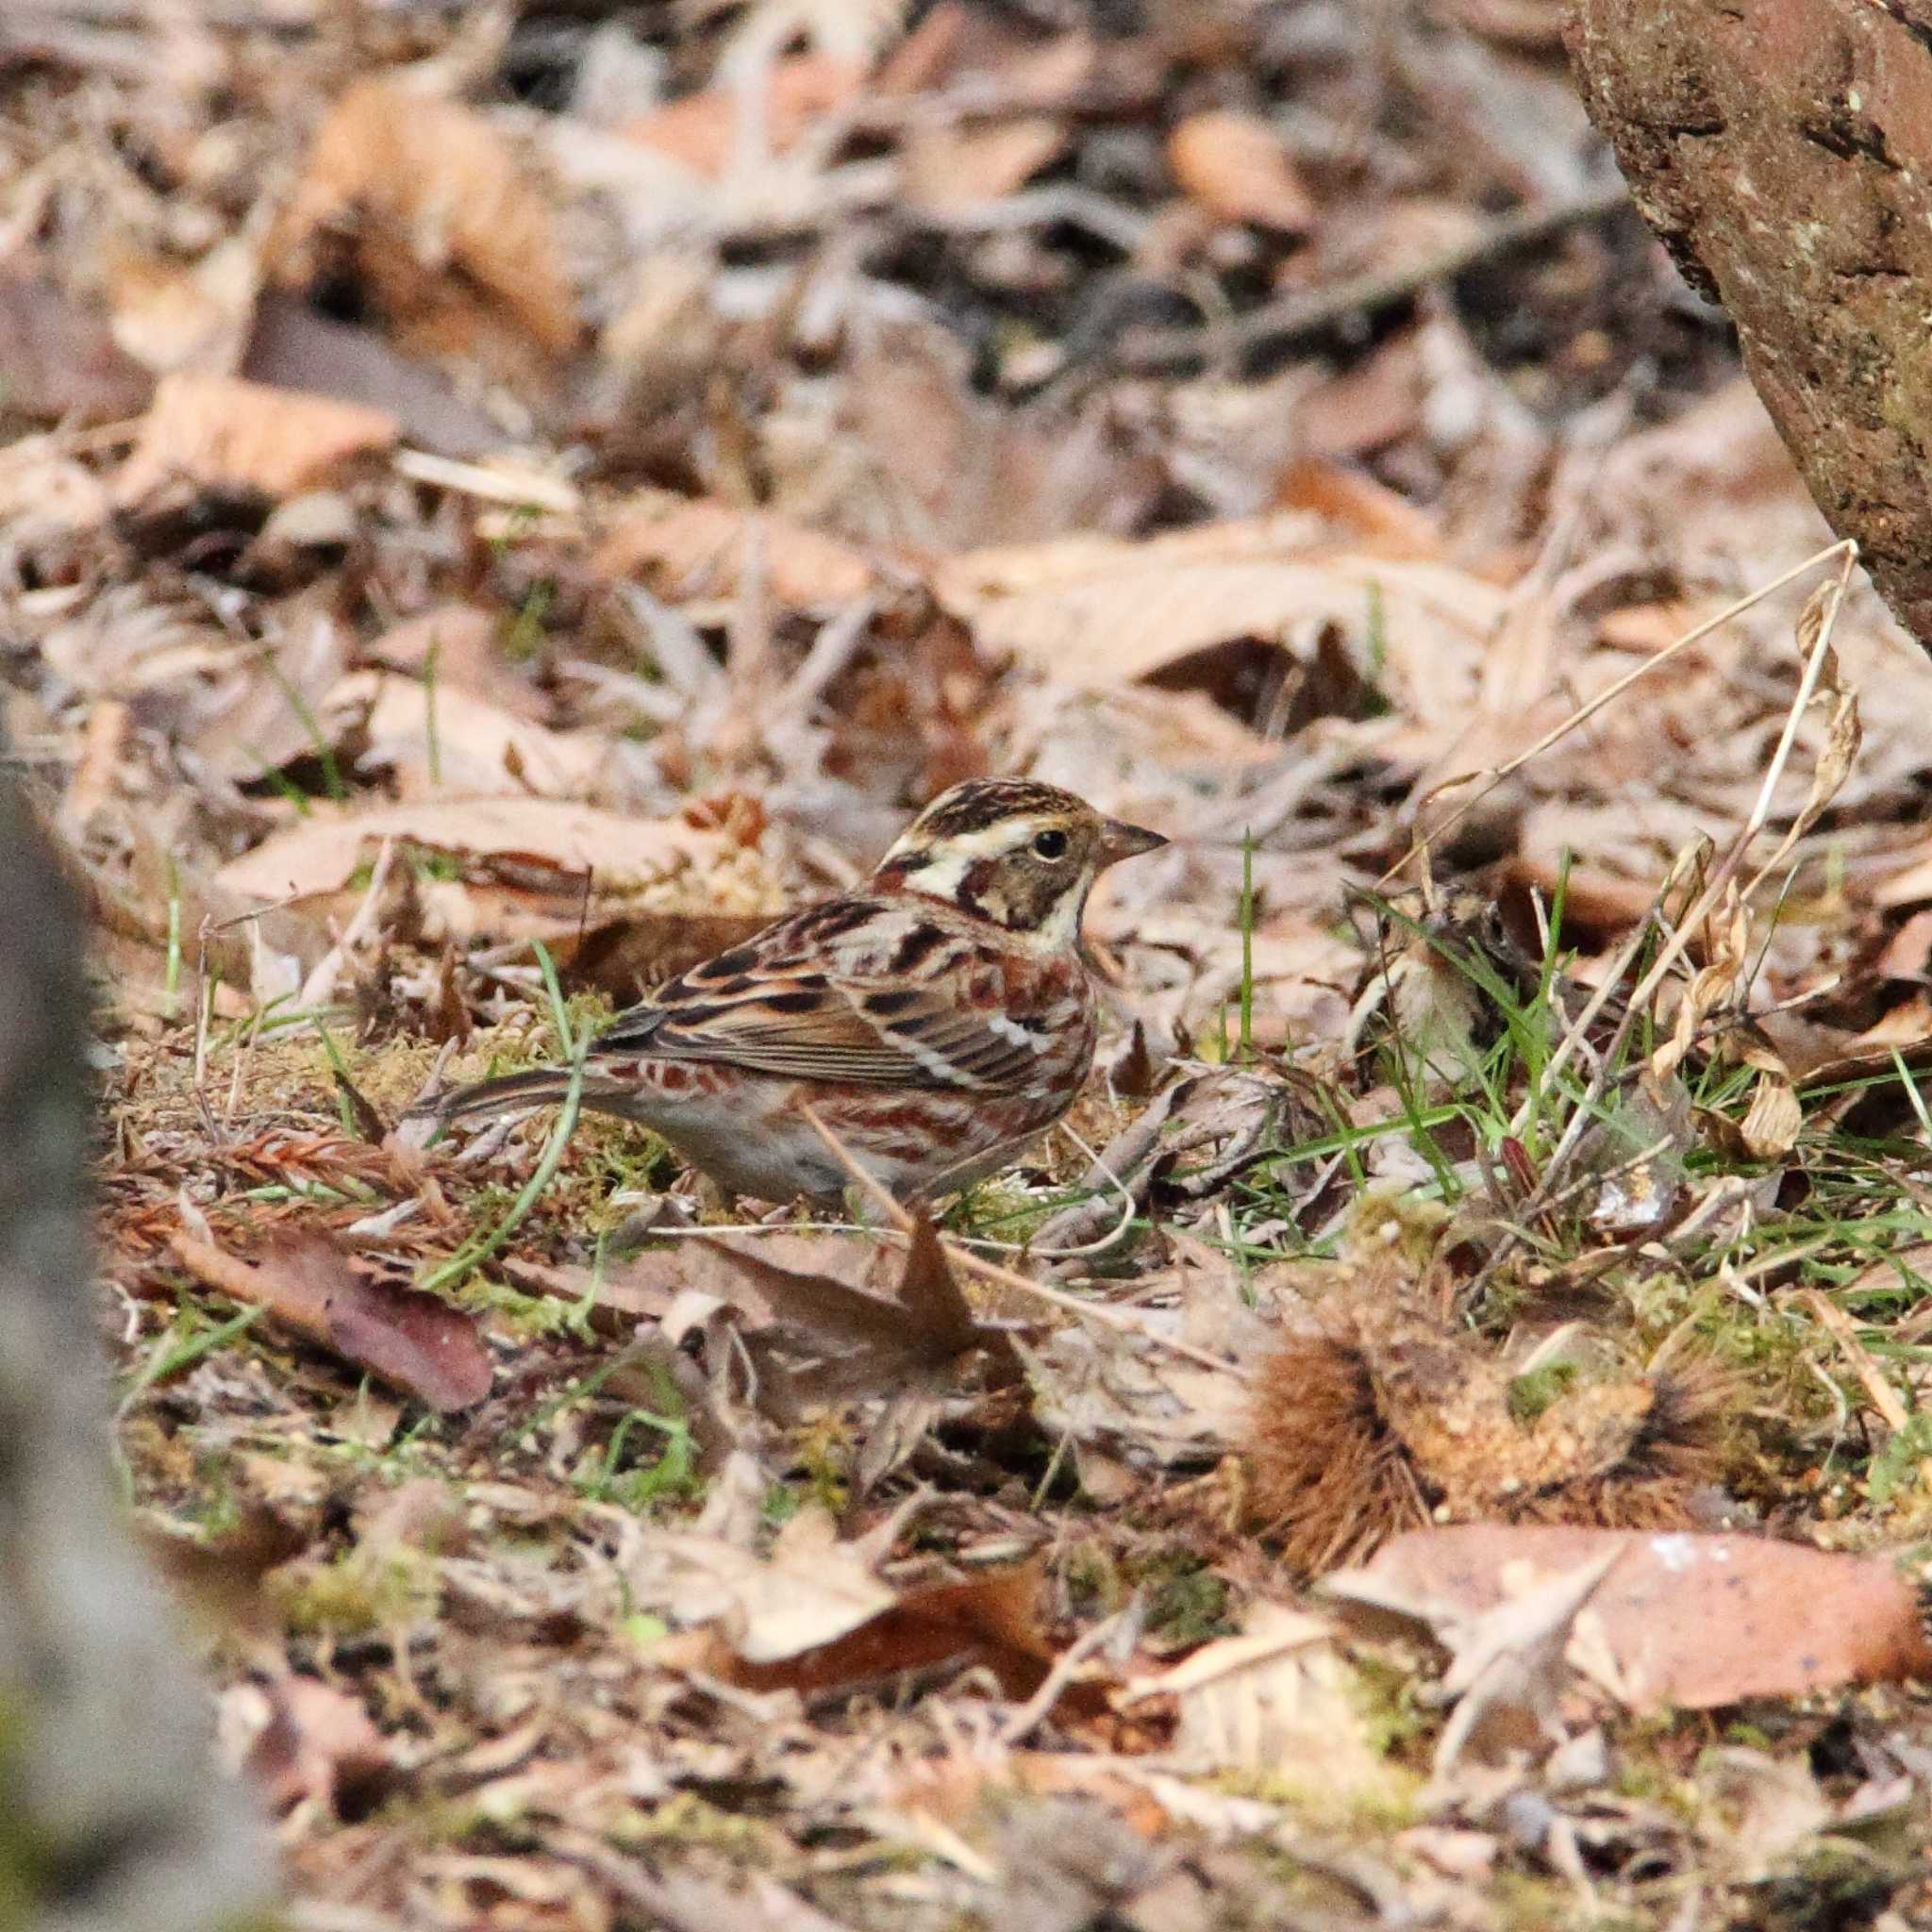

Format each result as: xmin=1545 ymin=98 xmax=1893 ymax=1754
xmin=116 ymin=372 xmax=397 ymax=507
xmin=241 ymin=293 xmax=505 ymax=459
xmin=621 ymin=54 xmax=864 ymax=177
xmin=170 ymin=1231 xmax=493 ymax=1413
xmin=1123 ymin=1602 xmax=1391 ymax=1793
xmin=643 ymin=1499 xmax=1064 ymax=1704
xmin=103 ymin=233 xmax=259 ymax=377
xmin=329 ymin=670 xmax=611 ymax=800
xmin=934 ymin=515 xmax=1501 ymax=734
xmin=697 ymin=1214 xmax=1022 ymax=1411
xmin=903 ymin=116 xmax=1066 ymax=209
xmin=1168 ymin=109 xmax=1315 ymax=233
xmin=187 ymin=609 xmax=349 ymax=784
xmin=595 ymin=494 xmax=879 ymax=608
xmin=1333 ymin=1524 xmax=1932 ymax=1712
xmin=225 ymin=1674 xmax=395 ymax=1816
xmin=0 ymin=264 xmax=154 ymax=422
xmin=1737 ymin=1071 xmax=1803 ymax=1160
xmin=272 ymin=77 xmax=577 ymax=369
xmin=654 ymin=1505 xmax=899 ymax=1664
xmin=214 ymin=796 xmax=758 ymax=904
xmin=721 ymin=1561 xmax=1059 ymax=1703
xmin=362 ymin=604 xmax=548 ymax=723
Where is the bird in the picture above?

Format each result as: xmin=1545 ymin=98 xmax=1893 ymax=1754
xmin=425 ymin=778 xmax=1167 ymax=1206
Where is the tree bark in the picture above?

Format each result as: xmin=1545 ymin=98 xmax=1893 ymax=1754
xmin=0 ymin=742 xmax=273 ymax=1931
xmin=1567 ymin=0 xmax=1932 ymax=647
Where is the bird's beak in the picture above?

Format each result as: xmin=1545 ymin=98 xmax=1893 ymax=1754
xmin=1098 ymin=817 xmax=1168 ymax=866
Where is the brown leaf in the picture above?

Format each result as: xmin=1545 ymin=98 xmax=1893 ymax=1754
xmin=116 ymin=372 xmax=397 ymax=507
xmin=169 ymin=1231 xmax=492 ymax=1413
xmin=621 ymin=55 xmax=864 ymax=178
xmin=903 ymin=116 xmax=1066 ymax=209
xmin=664 ymin=1520 xmax=1058 ymax=1703
xmin=1274 ymin=456 xmax=1441 ymax=554
xmin=1346 ymin=1542 xmax=1621 ymax=1774
xmin=102 ymin=234 xmax=259 ymax=377
xmin=731 ymin=1560 xmax=1058 ymax=1703
xmin=935 ymin=516 xmax=1503 ymax=728
xmin=655 ymin=1506 xmax=900 ymax=1663
xmin=1336 ymin=1524 xmax=1932 ymax=1711
xmin=1737 ymin=1072 xmax=1803 ymax=1161
xmin=328 ymin=669 xmax=611 ymax=800
xmin=186 ymin=608 xmax=350 ymax=783
xmin=227 ymin=1675 xmax=395 ymax=1816
xmin=0 ymin=265 xmax=154 ymax=423
xmin=1288 ymin=335 xmax=1426 ymax=463
xmin=272 ymin=77 xmax=577 ymax=370
xmin=242 ymin=293 xmax=505 ymax=459
xmin=1169 ymin=109 xmax=1315 ymax=233
xmin=698 ymin=1214 xmax=1021 ymax=1409
xmin=363 ymin=604 xmax=547 ymax=724
xmin=841 ymin=317 xmax=1163 ymax=549
xmin=595 ymin=494 xmax=879 ymax=608
xmin=213 ymin=796 xmax=759 ymax=904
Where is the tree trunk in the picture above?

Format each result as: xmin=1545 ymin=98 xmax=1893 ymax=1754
xmin=0 ymin=741 xmax=273 ymax=1931
xmin=1567 ymin=0 xmax=1932 ymax=648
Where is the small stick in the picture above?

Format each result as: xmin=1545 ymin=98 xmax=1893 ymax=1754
xmin=392 ymin=449 xmax=581 ymax=514
xmin=1119 ymin=184 xmax=1633 ymax=374
xmin=996 ymin=1607 xmax=1129 ymax=1745
xmin=1800 ymin=1288 xmax=1910 ymax=1434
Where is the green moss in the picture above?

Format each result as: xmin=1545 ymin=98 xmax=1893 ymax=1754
xmin=275 ymin=1548 xmax=435 ymax=1636
xmin=1142 ymin=1557 xmax=1233 ymax=1645
xmin=791 ymin=1418 xmax=856 ymax=1515
xmin=1349 ymin=1652 xmax=1431 ymax=1759
xmin=603 ymin=1790 xmax=781 ymax=1857
xmin=1507 ymin=1358 xmax=1580 ymax=1425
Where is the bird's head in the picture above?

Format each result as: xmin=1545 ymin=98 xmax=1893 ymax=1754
xmin=872 ymin=778 xmax=1166 ymax=944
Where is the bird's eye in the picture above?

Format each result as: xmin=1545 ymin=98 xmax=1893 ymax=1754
xmin=1031 ymin=828 xmax=1069 ymax=859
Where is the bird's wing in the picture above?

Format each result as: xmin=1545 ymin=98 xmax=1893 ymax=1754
xmin=590 ymin=898 xmax=1069 ymax=1091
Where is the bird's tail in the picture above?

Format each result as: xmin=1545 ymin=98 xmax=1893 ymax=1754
xmin=417 ymin=1065 xmax=617 ymax=1124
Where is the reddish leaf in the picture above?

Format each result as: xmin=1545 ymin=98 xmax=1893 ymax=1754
xmin=720 ymin=1558 xmax=1059 ymax=1703
xmin=170 ymin=1231 xmax=493 ymax=1413
xmin=1343 ymin=1524 xmax=1932 ymax=1711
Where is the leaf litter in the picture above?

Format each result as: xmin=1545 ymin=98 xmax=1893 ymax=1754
xmin=11 ymin=0 xmax=1932 ymax=1924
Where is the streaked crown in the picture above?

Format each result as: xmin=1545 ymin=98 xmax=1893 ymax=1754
xmin=872 ymin=778 xmax=1165 ymax=941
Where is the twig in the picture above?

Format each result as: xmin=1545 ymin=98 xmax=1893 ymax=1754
xmin=392 ymin=449 xmax=581 ymax=515
xmin=996 ymin=1607 xmax=1129 ymax=1745
xmin=1116 ymin=182 xmax=1633 ymax=373
xmin=1602 ymin=544 xmax=1858 ymax=1041
xmin=1800 ymin=1288 xmax=1909 ymax=1433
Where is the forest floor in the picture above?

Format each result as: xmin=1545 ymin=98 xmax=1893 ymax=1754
xmin=9 ymin=1 xmax=1932 ymax=1926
